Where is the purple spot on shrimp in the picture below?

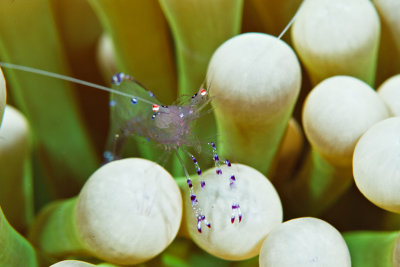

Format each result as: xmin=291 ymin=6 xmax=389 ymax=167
xmin=216 ymin=169 xmax=222 ymax=175
xmin=211 ymin=142 xmax=216 ymax=148
xmin=214 ymin=155 xmax=219 ymax=162
xmin=230 ymin=175 xmax=236 ymax=181
xmin=201 ymin=181 xmax=205 ymax=188
xmin=190 ymin=194 xmax=198 ymax=207
xmin=225 ymin=159 xmax=231 ymax=166
xmin=130 ymin=98 xmax=138 ymax=105
xmin=148 ymin=91 xmax=155 ymax=97
xmin=187 ymin=179 xmax=192 ymax=188
xmin=111 ymin=73 xmax=121 ymax=85
xmin=239 ymin=214 xmax=242 ymax=223
xmin=197 ymin=169 xmax=202 ymax=176
xmin=231 ymin=215 xmax=235 ymax=224
xmin=191 ymin=156 xmax=197 ymax=164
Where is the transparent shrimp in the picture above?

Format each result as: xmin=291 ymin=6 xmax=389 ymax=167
xmin=0 ymin=63 xmax=237 ymax=232
xmin=104 ymin=73 xmax=211 ymax=159
xmin=104 ymin=72 xmax=229 ymax=233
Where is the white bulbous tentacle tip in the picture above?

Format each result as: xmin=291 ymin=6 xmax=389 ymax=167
xmin=302 ymin=75 xmax=389 ymax=167
xmin=204 ymin=32 xmax=301 ymax=173
xmin=377 ymin=74 xmax=400 ymax=116
xmin=291 ymin=0 xmax=380 ymax=85
xmin=0 ymin=66 xmax=6 ymax=125
xmin=75 ymin=158 xmax=182 ymax=265
xmin=353 ymin=117 xmax=400 ymax=213
xmin=50 ymin=260 xmax=95 ymax=267
xmin=259 ymin=217 xmax=351 ymax=267
xmin=185 ymin=163 xmax=282 ymax=261
xmin=0 ymin=105 xmax=30 ymax=145
xmin=206 ymin=32 xmax=301 ymax=115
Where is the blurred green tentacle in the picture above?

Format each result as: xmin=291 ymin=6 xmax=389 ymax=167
xmin=0 ymin=0 xmax=99 ymax=201
xmin=0 ymin=206 xmax=38 ymax=267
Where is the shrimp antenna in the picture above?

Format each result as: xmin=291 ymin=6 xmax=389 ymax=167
xmin=0 ymin=62 xmax=155 ymax=105
xmin=277 ymin=1 xmax=304 ymax=40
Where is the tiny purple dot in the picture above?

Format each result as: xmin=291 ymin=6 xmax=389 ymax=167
xmin=117 ymin=73 xmax=124 ymax=82
xmin=197 ymin=169 xmax=202 ymax=176
xmin=216 ymin=169 xmax=222 ymax=175
xmin=201 ymin=181 xmax=205 ymax=188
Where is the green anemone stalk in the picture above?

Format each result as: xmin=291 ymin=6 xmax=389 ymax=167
xmin=344 ymin=231 xmax=400 ymax=267
xmin=0 ymin=206 xmax=38 ymax=267
xmin=0 ymin=0 xmax=99 ymax=199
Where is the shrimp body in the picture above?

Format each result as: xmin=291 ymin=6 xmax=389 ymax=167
xmin=152 ymin=105 xmax=199 ymax=148
xmin=152 ymin=87 xmax=209 ymax=149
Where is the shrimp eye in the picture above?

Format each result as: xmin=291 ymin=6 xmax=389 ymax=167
xmin=200 ymin=89 xmax=207 ymax=96
xmin=131 ymin=98 xmax=138 ymax=105
xmin=152 ymin=104 xmax=160 ymax=112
